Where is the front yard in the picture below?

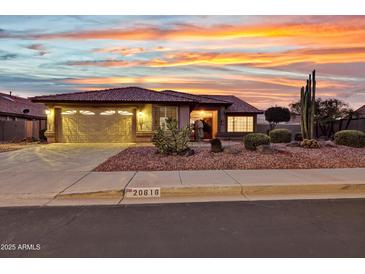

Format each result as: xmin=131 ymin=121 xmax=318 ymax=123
xmin=0 ymin=143 xmax=29 ymax=153
xmin=94 ymin=143 xmax=365 ymax=171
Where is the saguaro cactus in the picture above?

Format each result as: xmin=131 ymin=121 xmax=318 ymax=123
xmin=300 ymin=70 xmax=316 ymax=140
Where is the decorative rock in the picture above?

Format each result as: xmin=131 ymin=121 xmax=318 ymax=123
xmin=286 ymin=141 xmax=300 ymax=147
xmin=323 ymin=140 xmax=336 ymax=147
xmin=300 ymin=139 xmax=321 ymax=149
xmin=256 ymin=144 xmax=276 ymax=154
xmin=223 ymin=145 xmax=241 ymax=155
xmin=180 ymin=148 xmax=195 ymax=156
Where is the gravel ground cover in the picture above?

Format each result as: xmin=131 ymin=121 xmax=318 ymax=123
xmin=94 ymin=144 xmax=365 ymax=171
xmin=0 ymin=143 xmax=28 ymax=153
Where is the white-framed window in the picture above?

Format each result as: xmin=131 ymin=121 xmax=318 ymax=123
xmin=227 ymin=116 xmax=254 ymax=132
xmin=153 ymin=106 xmax=178 ymax=129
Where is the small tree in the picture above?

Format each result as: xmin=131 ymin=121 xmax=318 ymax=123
xmin=290 ymin=98 xmax=355 ymax=138
xmin=264 ymin=106 xmax=291 ymax=130
xmin=152 ymin=118 xmax=192 ymax=155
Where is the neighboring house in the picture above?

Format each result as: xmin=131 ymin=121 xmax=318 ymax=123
xmin=256 ymin=111 xmax=301 ymax=136
xmin=257 ymin=112 xmax=301 ymax=125
xmin=0 ymin=92 xmax=46 ymax=141
xmin=355 ymin=105 xmax=365 ymax=118
xmin=30 ymin=87 xmax=262 ymax=143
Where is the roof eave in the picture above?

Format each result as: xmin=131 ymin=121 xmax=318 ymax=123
xmin=30 ymin=99 xmax=197 ymax=105
xmin=225 ymin=111 xmax=264 ymax=114
xmin=0 ymin=111 xmax=46 ymax=119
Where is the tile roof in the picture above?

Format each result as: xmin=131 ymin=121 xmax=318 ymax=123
xmin=162 ymin=90 xmax=262 ymax=113
xmin=0 ymin=92 xmax=46 ymax=119
xmin=30 ymin=86 xmax=262 ymax=114
xmin=161 ymin=90 xmax=230 ymax=104
xmin=355 ymin=105 xmax=365 ymax=117
xmin=203 ymin=95 xmax=263 ymax=113
xmin=31 ymin=87 xmax=196 ymax=103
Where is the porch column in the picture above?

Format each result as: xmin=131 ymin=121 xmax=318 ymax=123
xmin=45 ymin=106 xmax=62 ymax=143
xmin=44 ymin=107 xmax=55 ymax=143
xmin=54 ymin=107 xmax=62 ymax=142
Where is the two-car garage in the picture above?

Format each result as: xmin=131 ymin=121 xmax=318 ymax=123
xmin=61 ymin=107 xmax=135 ymax=143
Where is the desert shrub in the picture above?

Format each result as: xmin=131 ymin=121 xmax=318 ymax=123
xmin=210 ymin=138 xmax=223 ymax=153
xmin=269 ymin=128 xmax=292 ymax=143
xmin=243 ymin=133 xmax=270 ymax=151
xmin=294 ymin=132 xmax=303 ymax=141
xmin=300 ymin=139 xmax=320 ymax=149
xmin=334 ymin=130 xmax=365 ymax=148
xmin=152 ymin=118 xmax=192 ymax=155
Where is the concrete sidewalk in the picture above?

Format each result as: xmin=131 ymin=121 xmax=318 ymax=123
xmin=0 ymin=168 xmax=364 ymax=207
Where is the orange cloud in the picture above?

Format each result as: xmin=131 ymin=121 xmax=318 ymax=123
xmin=30 ymin=18 xmax=365 ymax=48
xmin=147 ymin=47 xmax=365 ymax=68
xmin=67 ymin=47 xmax=365 ymax=68
xmin=65 ymin=60 xmax=137 ymax=67
xmin=63 ymin=73 xmax=348 ymax=90
xmin=94 ymin=47 xmax=144 ymax=56
xmin=64 ymin=76 xmax=200 ymax=85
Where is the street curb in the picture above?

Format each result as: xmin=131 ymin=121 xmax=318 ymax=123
xmin=241 ymin=183 xmax=365 ymax=197
xmin=56 ymin=190 xmax=123 ymax=199
xmin=53 ymin=183 xmax=365 ymax=201
xmin=157 ymin=185 xmax=242 ymax=197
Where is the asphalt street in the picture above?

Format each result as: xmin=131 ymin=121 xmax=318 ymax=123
xmin=0 ymin=199 xmax=364 ymax=257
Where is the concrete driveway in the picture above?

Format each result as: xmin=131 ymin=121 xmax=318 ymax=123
xmin=0 ymin=143 xmax=130 ymax=172
xmin=0 ymin=143 xmax=131 ymax=206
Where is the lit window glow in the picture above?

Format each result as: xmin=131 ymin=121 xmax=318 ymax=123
xmin=80 ymin=110 xmax=95 ymax=115
xmin=100 ymin=110 xmax=116 ymax=115
xmin=227 ymin=116 xmax=253 ymax=132
xmin=61 ymin=110 xmax=76 ymax=115
xmin=118 ymin=110 xmax=133 ymax=116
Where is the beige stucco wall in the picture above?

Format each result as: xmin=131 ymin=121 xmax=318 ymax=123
xmin=178 ymin=105 xmax=190 ymax=129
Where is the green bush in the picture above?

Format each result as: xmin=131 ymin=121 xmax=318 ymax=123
xmin=152 ymin=118 xmax=192 ymax=155
xmin=334 ymin=130 xmax=365 ymax=148
xmin=243 ymin=133 xmax=270 ymax=151
xmin=269 ymin=128 xmax=292 ymax=143
xmin=210 ymin=138 xmax=223 ymax=153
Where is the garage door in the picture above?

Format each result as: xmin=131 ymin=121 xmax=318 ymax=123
xmin=61 ymin=107 xmax=134 ymax=143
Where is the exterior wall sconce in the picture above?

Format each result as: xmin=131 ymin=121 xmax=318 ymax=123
xmin=45 ymin=109 xmax=51 ymax=115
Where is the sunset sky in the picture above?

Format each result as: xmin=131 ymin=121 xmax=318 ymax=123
xmin=0 ymin=15 xmax=365 ymax=109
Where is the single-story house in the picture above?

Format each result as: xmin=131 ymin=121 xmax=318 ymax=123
xmin=30 ymin=87 xmax=262 ymax=143
xmin=355 ymin=105 xmax=365 ymax=118
xmin=0 ymin=92 xmax=46 ymax=141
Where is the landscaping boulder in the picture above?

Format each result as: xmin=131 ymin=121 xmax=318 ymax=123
xmin=210 ymin=138 xmax=223 ymax=153
xmin=294 ymin=132 xmax=303 ymax=141
xmin=300 ymin=139 xmax=321 ymax=149
xmin=257 ymin=144 xmax=276 ymax=154
xmin=180 ymin=148 xmax=195 ymax=156
xmin=322 ymin=140 xmax=336 ymax=148
xmin=223 ymin=145 xmax=241 ymax=155
xmin=286 ymin=141 xmax=300 ymax=147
